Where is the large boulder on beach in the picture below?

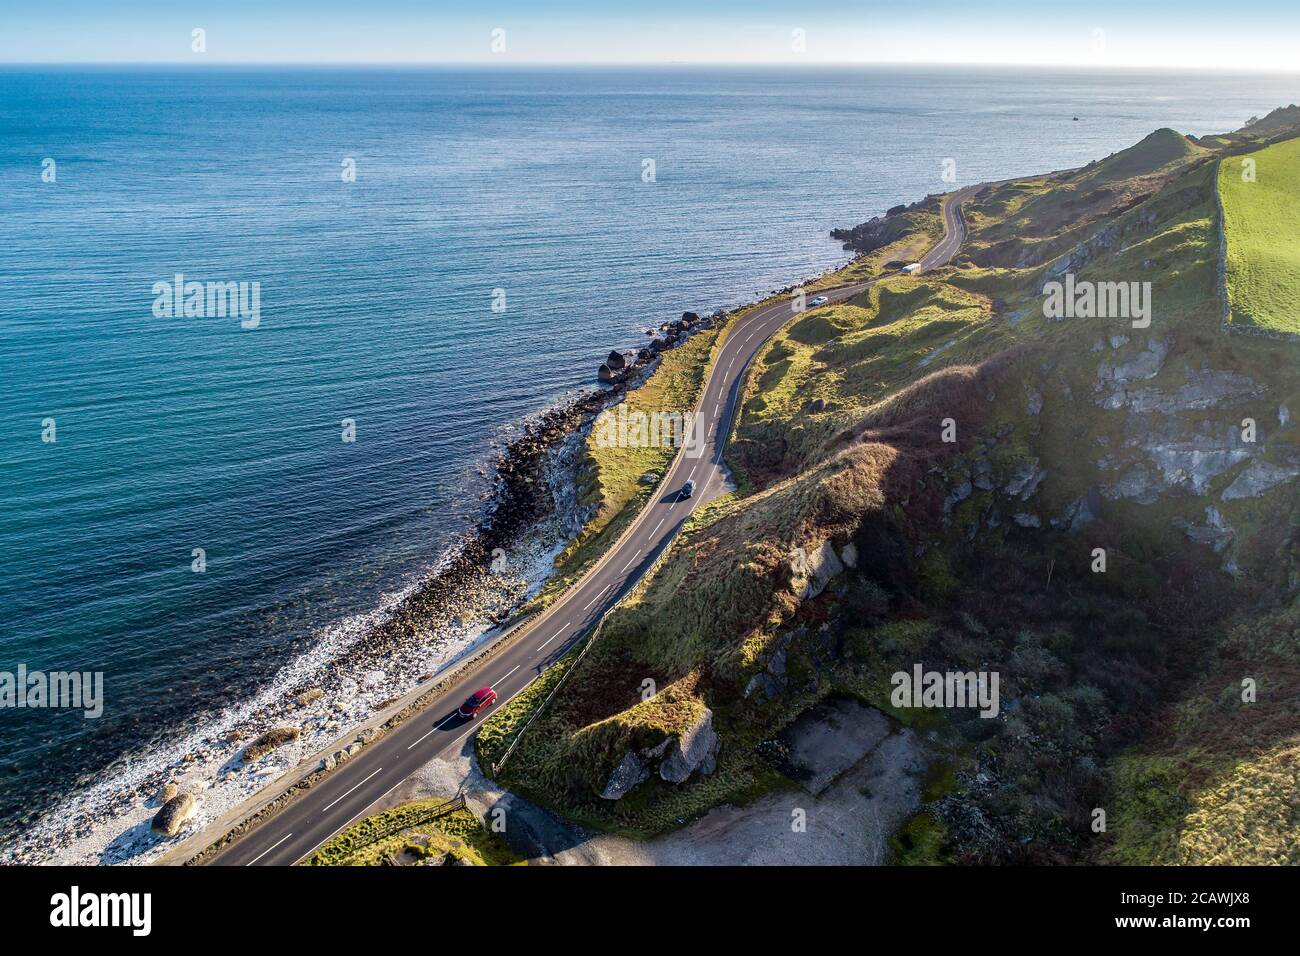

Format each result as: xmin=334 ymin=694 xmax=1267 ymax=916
xmin=681 ymin=311 xmax=700 ymax=324
xmin=606 ymin=350 xmax=627 ymax=371
xmin=243 ymin=726 xmax=300 ymax=762
xmin=151 ymin=792 xmax=197 ymax=836
xmin=598 ymin=363 xmax=617 ymax=383
xmin=295 ymin=687 xmax=324 ymax=707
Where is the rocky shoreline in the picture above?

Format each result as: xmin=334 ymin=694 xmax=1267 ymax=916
xmin=3 ymin=385 xmax=614 ymax=865
xmin=6 ymin=257 xmax=867 ymax=866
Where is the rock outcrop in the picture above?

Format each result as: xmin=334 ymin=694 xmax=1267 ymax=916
xmin=659 ymin=709 xmax=720 ymax=784
xmin=601 ymin=751 xmax=651 ymax=800
xmin=787 ymin=540 xmax=845 ymax=600
xmin=599 ymin=709 xmax=721 ymax=799
xmin=830 ymin=198 xmax=934 ymax=254
xmin=243 ymin=726 xmax=300 ymax=762
xmin=151 ymin=792 xmax=196 ymax=836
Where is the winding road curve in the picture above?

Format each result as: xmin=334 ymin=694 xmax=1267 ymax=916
xmin=211 ymin=184 xmax=978 ymax=866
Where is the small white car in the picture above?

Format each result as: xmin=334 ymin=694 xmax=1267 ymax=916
xmin=809 ymin=295 xmax=829 ymax=307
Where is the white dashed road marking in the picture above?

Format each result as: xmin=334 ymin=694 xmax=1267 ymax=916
xmin=322 ymin=767 xmax=383 ymax=814
xmin=491 ymin=665 xmax=520 ymax=688
xmin=537 ymin=628 xmax=565 ymax=651
xmin=245 ymin=832 xmax=293 ymax=865
xmin=406 ymin=712 xmax=458 ymax=750
xmin=582 ymin=584 xmax=610 ymax=610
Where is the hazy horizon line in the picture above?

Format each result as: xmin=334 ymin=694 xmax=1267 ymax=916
xmin=4 ymin=60 xmax=1299 ymax=74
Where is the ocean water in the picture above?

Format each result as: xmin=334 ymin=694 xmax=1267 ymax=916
xmin=1 ymin=65 xmax=1297 ymax=849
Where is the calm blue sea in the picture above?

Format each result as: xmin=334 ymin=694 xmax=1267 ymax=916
xmin=1 ymin=65 xmax=1296 ymax=842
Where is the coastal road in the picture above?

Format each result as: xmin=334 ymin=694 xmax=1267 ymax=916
xmin=211 ymin=184 xmax=978 ymax=866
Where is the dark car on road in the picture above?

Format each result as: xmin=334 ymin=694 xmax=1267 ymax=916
xmin=681 ymin=479 xmax=696 ymax=499
xmin=458 ymin=687 xmax=497 ymax=718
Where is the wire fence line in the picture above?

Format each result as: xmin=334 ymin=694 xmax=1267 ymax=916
xmin=345 ymin=792 xmax=469 ymax=852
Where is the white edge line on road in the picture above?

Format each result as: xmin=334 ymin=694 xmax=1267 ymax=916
xmin=406 ymin=711 xmax=457 ymax=750
xmin=244 ymin=831 xmax=293 ymax=866
xmin=321 ymin=766 xmax=383 ymax=814
xmin=491 ymin=664 xmax=520 ymax=688
xmin=621 ymin=550 xmax=641 ymax=573
xmin=582 ymin=584 xmax=610 ymax=610
xmin=536 ymin=628 xmax=565 ymax=651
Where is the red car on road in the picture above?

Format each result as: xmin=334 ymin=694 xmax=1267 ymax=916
xmin=458 ymin=687 xmax=497 ymax=718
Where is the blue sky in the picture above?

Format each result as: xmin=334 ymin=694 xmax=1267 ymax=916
xmin=3 ymin=1 xmax=1299 ymax=69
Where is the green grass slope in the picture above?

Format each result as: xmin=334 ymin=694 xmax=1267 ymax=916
xmin=1219 ymin=135 xmax=1300 ymax=335
xmin=304 ymin=797 xmax=519 ymax=866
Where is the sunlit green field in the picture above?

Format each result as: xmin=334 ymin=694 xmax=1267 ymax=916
xmin=1219 ymin=136 xmax=1300 ymax=334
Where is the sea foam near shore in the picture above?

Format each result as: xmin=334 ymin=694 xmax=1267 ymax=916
xmin=3 ymin=402 xmax=598 ymax=866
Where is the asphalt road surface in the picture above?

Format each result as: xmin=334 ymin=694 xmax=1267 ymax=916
xmin=212 ymin=184 xmax=978 ymax=866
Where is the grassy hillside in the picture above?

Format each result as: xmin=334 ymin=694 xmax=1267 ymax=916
xmin=482 ymin=113 xmax=1300 ymax=864
xmin=1105 ymin=603 xmax=1300 ymax=865
xmin=1219 ymin=135 xmax=1300 ymax=335
xmin=303 ymin=797 xmax=518 ymax=866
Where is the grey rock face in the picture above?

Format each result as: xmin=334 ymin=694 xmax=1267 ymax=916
xmin=1052 ymin=490 xmax=1101 ymax=532
xmin=1222 ymin=460 xmax=1299 ymax=501
xmin=744 ymin=671 xmax=783 ymax=701
xmin=1178 ymin=506 xmax=1235 ymax=554
xmin=1145 ymin=434 xmax=1251 ymax=495
xmin=659 ymin=709 xmax=720 ymax=784
xmin=788 ymin=540 xmax=845 ymax=600
xmin=943 ymin=478 xmax=973 ymax=514
xmin=601 ymin=751 xmax=651 ymax=800
xmin=1042 ymin=222 xmax=1123 ymax=281
xmin=1118 ymin=369 xmax=1263 ymax=415
xmin=1102 ymin=463 xmax=1162 ymax=504
xmin=1096 ymin=339 xmax=1171 ymax=408
xmin=1004 ymin=458 xmax=1047 ymax=500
